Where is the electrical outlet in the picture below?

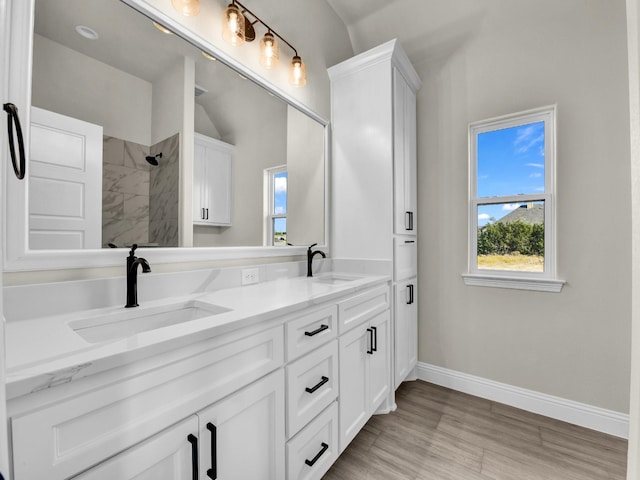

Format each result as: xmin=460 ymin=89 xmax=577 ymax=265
xmin=241 ymin=268 xmax=259 ymax=285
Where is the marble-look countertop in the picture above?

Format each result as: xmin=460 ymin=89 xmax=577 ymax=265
xmin=5 ymin=272 xmax=389 ymax=399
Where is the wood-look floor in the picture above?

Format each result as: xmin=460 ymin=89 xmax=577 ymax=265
xmin=322 ymin=380 xmax=627 ymax=480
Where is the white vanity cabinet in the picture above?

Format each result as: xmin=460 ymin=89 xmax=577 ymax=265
xmin=72 ymin=416 xmax=199 ymax=480
xmin=196 ymin=370 xmax=285 ymax=480
xmin=193 ymin=133 xmax=233 ymax=226
xmin=394 ymin=278 xmax=418 ymax=390
xmin=329 ymin=39 xmax=421 ymax=392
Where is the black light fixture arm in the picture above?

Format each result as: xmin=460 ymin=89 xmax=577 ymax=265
xmin=231 ymin=0 xmax=298 ymax=56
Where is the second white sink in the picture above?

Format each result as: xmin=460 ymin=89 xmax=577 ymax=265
xmin=70 ymin=300 xmax=231 ymax=343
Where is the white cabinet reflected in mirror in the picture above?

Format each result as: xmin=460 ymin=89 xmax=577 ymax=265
xmin=28 ymin=0 xmax=325 ymax=252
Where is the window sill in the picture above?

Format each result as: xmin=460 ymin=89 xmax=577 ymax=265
xmin=462 ymin=273 xmax=565 ymax=293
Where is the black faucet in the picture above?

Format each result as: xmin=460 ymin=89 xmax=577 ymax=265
xmin=307 ymin=243 xmax=326 ymax=277
xmin=125 ymin=244 xmax=151 ymax=308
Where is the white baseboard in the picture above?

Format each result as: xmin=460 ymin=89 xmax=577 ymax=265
xmin=416 ymin=362 xmax=629 ymax=439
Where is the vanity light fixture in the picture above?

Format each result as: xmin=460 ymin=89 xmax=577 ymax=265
xmin=221 ymin=0 xmax=306 ymax=86
xmin=172 ymin=0 xmax=200 ymax=16
xmin=152 ymin=22 xmax=174 ymax=34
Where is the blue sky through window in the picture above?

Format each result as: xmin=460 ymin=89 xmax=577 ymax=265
xmin=274 ymin=171 xmax=287 ymax=216
xmin=477 ymin=121 xmax=545 ymax=226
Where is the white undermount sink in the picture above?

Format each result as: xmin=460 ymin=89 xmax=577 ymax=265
xmin=311 ymin=273 xmax=361 ymax=285
xmin=69 ymin=300 xmax=231 ymax=343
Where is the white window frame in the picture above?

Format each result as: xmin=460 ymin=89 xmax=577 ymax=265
xmin=463 ymin=105 xmax=565 ymax=292
xmin=264 ymin=165 xmax=287 ymax=246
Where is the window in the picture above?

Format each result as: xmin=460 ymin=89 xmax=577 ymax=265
xmin=464 ymin=106 xmax=564 ymax=292
xmin=265 ymin=166 xmax=287 ymax=246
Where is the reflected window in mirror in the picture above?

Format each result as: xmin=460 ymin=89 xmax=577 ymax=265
xmin=265 ymin=166 xmax=287 ymax=246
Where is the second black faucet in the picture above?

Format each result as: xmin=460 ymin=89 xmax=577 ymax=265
xmin=125 ymin=244 xmax=151 ymax=308
xmin=307 ymin=243 xmax=326 ymax=277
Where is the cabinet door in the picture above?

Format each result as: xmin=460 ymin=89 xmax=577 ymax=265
xmin=393 ymin=68 xmax=418 ymax=235
xmin=368 ymin=310 xmax=391 ymax=411
xmin=193 ymin=140 xmax=208 ymax=223
xmin=73 ymin=416 xmax=199 ymax=480
xmin=338 ymin=325 xmax=369 ymax=452
xmin=193 ymin=134 xmax=233 ymax=226
xmin=197 ymin=370 xmax=285 ymax=480
xmin=394 ymin=279 xmax=418 ymax=389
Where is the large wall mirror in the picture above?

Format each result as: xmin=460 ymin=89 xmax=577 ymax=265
xmin=4 ymin=0 xmax=327 ymax=270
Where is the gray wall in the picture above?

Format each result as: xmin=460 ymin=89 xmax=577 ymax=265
xmin=345 ymin=0 xmax=631 ymax=413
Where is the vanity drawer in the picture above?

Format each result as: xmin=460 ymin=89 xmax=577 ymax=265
xmin=394 ymin=237 xmax=417 ymax=281
xmin=338 ymin=284 xmax=390 ymax=334
xmin=285 ymin=304 xmax=337 ymax=361
xmin=286 ymin=340 xmax=338 ymax=438
xmin=11 ymin=325 xmax=284 ymax=480
xmin=286 ymin=402 xmax=339 ymax=480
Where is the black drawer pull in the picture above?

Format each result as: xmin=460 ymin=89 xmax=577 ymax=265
xmin=3 ymin=103 xmax=26 ymax=180
xmin=187 ymin=434 xmax=199 ymax=480
xmin=304 ymin=324 xmax=329 ymax=337
xmin=305 ymin=376 xmax=329 ymax=394
xmin=366 ymin=327 xmax=374 ymax=354
xmin=305 ymin=442 xmax=329 ymax=467
xmin=206 ymin=422 xmax=217 ymax=479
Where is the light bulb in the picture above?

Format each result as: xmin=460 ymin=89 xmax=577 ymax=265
xmin=260 ymin=32 xmax=279 ymax=69
xmin=289 ymin=56 xmax=306 ymax=87
xmin=222 ymin=3 xmax=245 ymax=46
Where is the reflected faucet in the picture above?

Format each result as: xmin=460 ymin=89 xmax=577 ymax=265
xmin=125 ymin=244 xmax=151 ymax=308
xmin=307 ymin=243 xmax=326 ymax=277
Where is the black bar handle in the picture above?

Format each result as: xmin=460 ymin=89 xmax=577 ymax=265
xmin=206 ymin=422 xmax=217 ymax=480
xmin=372 ymin=326 xmax=378 ymax=352
xmin=187 ymin=434 xmax=199 ymax=480
xmin=404 ymin=240 xmax=415 ymax=244
xmin=3 ymin=103 xmax=26 ymax=180
xmin=410 ymin=211 xmax=414 ymax=230
xmin=304 ymin=324 xmax=328 ymax=337
xmin=305 ymin=442 xmax=329 ymax=467
xmin=206 ymin=208 xmax=209 ymax=220
xmin=305 ymin=376 xmax=329 ymax=394
xmin=366 ymin=327 xmax=373 ymax=354
xmin=406 ymin=284 xmax=414 ymax=305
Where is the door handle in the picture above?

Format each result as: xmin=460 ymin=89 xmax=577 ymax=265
xmin=206 ymin=422 xmax=217 ymax=479
xmin=371 ymin=326 xmax=377 ymax=352
xmin=3 ymin=103 xmax=26 ymax=179
xmin=406 ymin=284 xmax=414 ymax=305
xmin=366 ymin=327 xmax=374 ymax=354
xmin=187 ymin=434 xmax=199 ymax=480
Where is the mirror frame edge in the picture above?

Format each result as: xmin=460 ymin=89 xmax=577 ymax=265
xmin=3 ymin=0 xmax=330 ymax=272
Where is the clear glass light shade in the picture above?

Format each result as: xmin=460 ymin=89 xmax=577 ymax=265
xmin=289 ymin=56 xmax=306 ymax=87
xmin=222 ymin=4 xmax=245 ymax=46
xmin=171 ymin=0 xmax=200 ymax=16
xmin=259 ymin=32 xmax=279 ymax=69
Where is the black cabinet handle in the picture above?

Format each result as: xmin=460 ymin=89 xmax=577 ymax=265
xmin=187 ymin=434 xmax=199 ymax=480
xmin=305 ymin=376 xmax=329 ymax=394
xmin=206 ymin=422 xmax=217 ymax=479
xmin=305 ymin=442 xmax=329 ymax=467
xmin=405 ymin=211 xmax=414 ymax=231
xmin=3 ymin=103 xmax=26 ymax=180
xmin=304 ymin=324 xmax=328 ymax=337
xmin=366 ymin=327 xmax=374 ymax=354
xmin=372 ymin=326 xmax=378 ymax=352
xmin=406 ymin=284 xmax=414 ymax=305
xmin=206 ymin=208 xmax=209 ymax=220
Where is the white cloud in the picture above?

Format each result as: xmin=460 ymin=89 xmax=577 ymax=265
xmin=274 ymin=206 xmax=285 ymax=214
xmin=514 ymin=124 xmax=544 ymax=154
xmin=526 ymin=162 xmax=544 ymax=169
xmin=529 ymin=172 xmax=542 ymax=178
xmin=502 ymin=204 xmax=520 ymax=211
xmin=274 ymin=176 xmax=287 ymax=194
xmin=478 ymin=213 xmax=490 ymax=221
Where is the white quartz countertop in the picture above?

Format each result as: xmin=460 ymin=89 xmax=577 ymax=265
xmin=5 ymin=272 xmax=389 ymax=399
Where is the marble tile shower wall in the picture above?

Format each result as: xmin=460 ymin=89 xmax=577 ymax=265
xmin=150 ymin=133 xmax=180 ymax=247
xmin=102 ymin=137 xmax=151 ymax=248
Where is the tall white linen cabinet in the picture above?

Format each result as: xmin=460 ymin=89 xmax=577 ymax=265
xmin=329 ymin=39 xmax=422 ymax=392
